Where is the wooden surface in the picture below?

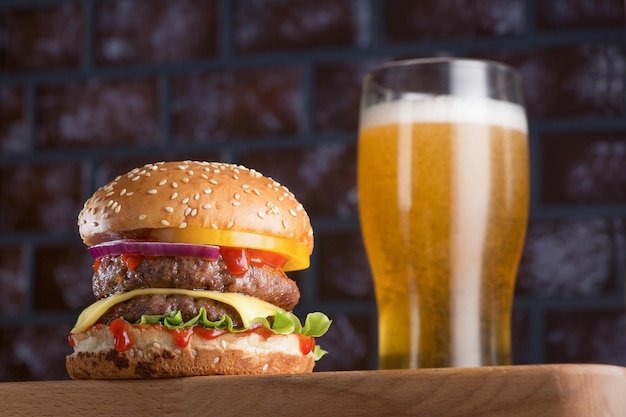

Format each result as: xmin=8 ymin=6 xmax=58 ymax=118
xmin=2 ymin=364 xmax=626 ymax=416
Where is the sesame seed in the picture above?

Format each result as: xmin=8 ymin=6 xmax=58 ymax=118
xmin=105 ymin=191 xmax=115 ymax=197
xmin=201 ymin=174 xmax=208 ymax=179
xmin=213 ymin=356 xmax=220 ymax=364
xmin=211 ymin=223 xmax=218 ymax=230
xmin=282 ymin=219 xmax=288 ymax=229
xmin=209 ymin=179 xmax=218 ymax=185
xmin=203 ymin=188 xmax=212 ymax=194
xmin=106 ymin=200 xmax=114 ymax=207
xmin=161 ymin=219 xmax=170 ymax=226
xmin=147 ymin=189 xmax=157 ymax=195
xmin=139 ymin=214 xmax=147 ymax=220
xmin=257 ymin=211 xmax=266 ymax=219
xmin=158 ymin=179 xmax=167 ymax=186
xmin=233 ymin=174 xmax=239 ymax=180
xmin=234 ymin=193 xmax=241 ymax=200
xmin=241 ymin=184 xmax=250 ymax=189
xmin=226 ymin=221 xmax=234 ymax=229
xmin=278 ymin=196 xmax=285 ymax=201
xmin=184 ymin=207 xmax=192 ymax=216
xmin=126 ymin=192 xmax=134 ymax=196
xmin=262 ymin=363 xmax=269 ymax=372
xmin=289 ymin=209 xmax=297 ymax=217
xmin=202 ymin=203 xmax=211 ymax=209
xmin=182 ymin=197 xmax=190 ymax=204
xmin=170 ymin=192 xmax=178 ymax=200
xmin=165 ymin=206 xmax=174 ymax=213
xmin=115 ymin=205 xmax=121 ymax=213
xmin=172 ymin=182 xmax=178 ymax=188
xmin=179 ymin=222 xmax=187 ymax=229
xmin=102 ymin=213 xmax=109 ymax=219
xmin=111 ymin=201 xmax=118 ymax=210
xmin=188 ymin=170 xmax=194 ymax=175
xmin=132 ymin=176 xmax=140 ymax=182
xmin=194 ymin=193 xmax=200 ymax=200
xmin=253 ymin=188 xmax=261 ymax=196
xmin=232 ymin=201 xmax=241 ymax=207
xmin=182 ymin=177 xmax=190 ymax=183
xmin=191 ymin=208 xmax=198 ymax=216
xmin=178 ymin=165 xmax=186 ymax=170
xmin=120 ymin=189 xmax=127 ymax=196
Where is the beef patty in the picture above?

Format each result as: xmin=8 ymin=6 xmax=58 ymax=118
xmin=97 ymin=294 xmax=244 ymax=327
xmin=93 ymin=255 xmax=300 ymax=311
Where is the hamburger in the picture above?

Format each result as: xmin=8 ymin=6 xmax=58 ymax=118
xmin=66 ymin=161 xmax=331 ymax=379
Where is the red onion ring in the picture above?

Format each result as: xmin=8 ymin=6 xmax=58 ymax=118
xmin=88 ymin=240 xmax=220 ymax=260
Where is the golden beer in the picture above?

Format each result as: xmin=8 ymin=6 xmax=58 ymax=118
xmin=358 ymin=96 xmax=529 ymax=368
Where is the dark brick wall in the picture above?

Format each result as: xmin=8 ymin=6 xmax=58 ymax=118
xmin=1 ymin=0 xmax=625 ymax=381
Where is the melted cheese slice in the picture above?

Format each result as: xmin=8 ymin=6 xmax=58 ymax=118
xmin=71 ymin=288 xmax=281 ymax=333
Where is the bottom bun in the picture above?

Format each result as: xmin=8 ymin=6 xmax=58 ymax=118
xmin=66 ymin=324 xmax=315 ymax=379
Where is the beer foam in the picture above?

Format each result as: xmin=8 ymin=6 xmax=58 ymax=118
xmin=361 ymin=95 xmax=527 ymax=134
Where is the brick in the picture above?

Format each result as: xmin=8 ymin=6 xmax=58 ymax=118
xmin=542 ymin=130 xmax=626 ymax=204
xmin=0 ymin=246 xmax=27 ymax=315
xmin=234 ymin=0 xmax=370 ymax=54
xmin=545 ymin=310 xmax=626 ymax=365
xmin=238 ymin=144 xmax=358 ymax=217
xmin=384 ymin=0 xmax=524 ymax=42
xmin=0 ymin=4 xmax=84 ymax=72
xmin=538 ymin=0 xmax=625 ymax=30
xmin=516 ymin=218 xmax=615 ymax=297
xmin=0 ymin=86 xmax=28 ymax=153
xmin=0 ymin=163 xmax=83 ymax=232
xmin=312 ymin=313 xmax=373 ymax=371
xmin=96 ymin=0 xmax=218 ymax=65
xmin=475 ymin=43 xmax=626 ymax=118
xmin=314 ymin=60 xmax=387 ymax=133
xmin=34 ymin=244 xmax=93 ymax=311
xmin=37 ymin=78 xmax=160 ymax=149
xmin=317 ymin=230 xmax=373 ymax=301
xmin=0 ymin=324 xmax=72 ymax=381
xmin=171 ymin=68 xmax=304 ymax=142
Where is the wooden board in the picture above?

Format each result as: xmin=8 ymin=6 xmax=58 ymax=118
xmin=2 ymin=364 xmax=625 ymax=416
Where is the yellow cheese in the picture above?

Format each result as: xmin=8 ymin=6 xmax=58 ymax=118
xmin=71 ymin=288 xmax=281 ymax=333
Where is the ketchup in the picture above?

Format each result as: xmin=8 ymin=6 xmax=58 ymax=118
xmin=92 ymin=258 xmax=102 ymax=272
xmin=220 ymin=247 xmax=286 ymax=276
xmin=220 ymin=247 xmax=249 ymax=275
xmin=169 ymin=327 xmax=193 ymax=348
xmin=298 ymin=335 xmax=315 ymax=355
xmin=121 ymin=253 xmax=142 ymax=271
xmin=194 ymin=327 xmax=226 ymax=340
xmin=109 ymin=318 xmax=133 ymax=352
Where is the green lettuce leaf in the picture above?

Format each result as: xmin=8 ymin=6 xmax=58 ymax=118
xmin=125 ymin=308 xmax=332 ymax=360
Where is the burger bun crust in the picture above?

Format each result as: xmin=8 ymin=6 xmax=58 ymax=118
xmin=78 ymin=161 xmax=313 ymax=253
xmin=67 ymin=325 xmax=314 ymax=379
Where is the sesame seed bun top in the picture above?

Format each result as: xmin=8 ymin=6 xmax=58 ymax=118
xmin=78 ymin=161 xmax=313 ymax=258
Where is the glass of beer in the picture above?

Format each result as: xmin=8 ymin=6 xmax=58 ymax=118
xmin=357 ymin=58 xmax=529 ymax=369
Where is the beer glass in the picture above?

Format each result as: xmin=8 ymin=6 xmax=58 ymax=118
xmin=357 ymin=58 xmax=529 ymax=369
